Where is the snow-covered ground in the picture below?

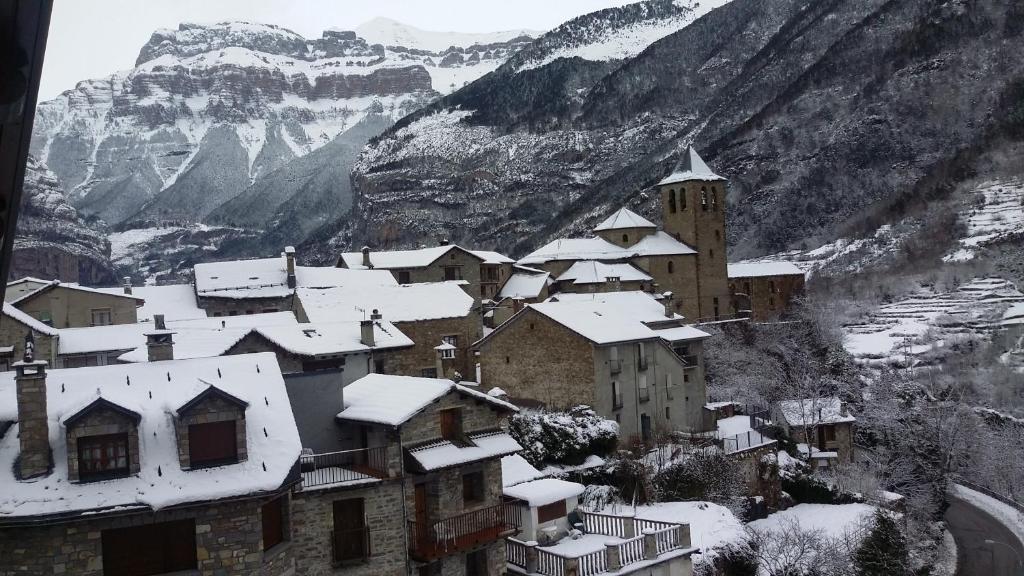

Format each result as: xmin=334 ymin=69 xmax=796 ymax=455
xmin=842 ymin=277 xmax=1024 ymax=368
xmin=748 ymin=503 xmax=875 ymax=539
xmin=944 ymin=179 xmax=1024 ymax=262
xmin=951 ymin=485 xmax=1024 ymax=547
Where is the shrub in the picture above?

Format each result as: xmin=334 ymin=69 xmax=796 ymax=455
xmin=509 ymin=406 xmax=618 ymax=466
xmin=854 ymin=511 xmax=911 ymax=576
xmin=653 ymin=450 xmax=745 ymax=505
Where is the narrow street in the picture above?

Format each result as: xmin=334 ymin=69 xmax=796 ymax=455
xmin=946 ymin=493 xmax=1024 ymax=576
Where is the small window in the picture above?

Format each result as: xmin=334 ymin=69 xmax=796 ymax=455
xmin=665 ymin=407 xmax=671 ymax=420
xmin=442 ymin=335 xmax=458 ymax=347
xmin=505 ymin=356 xmax=510 ymax=364
xmin=421 ymin=368 xmax=438 ymax=378
xmin=374 ymin=359 xmax=385 ymax=374
xmin=466 ymin=549 xmax=488 ymax=576
xmin=622 ymin=233 xmax=629 ymax=243
xmin=444 ymin=266 xmax=462 ymax=281
xmin=683 ymin=374 xmax=690 ymax=383
xmin=715 ymin=230 xmax=721 ymax=241
xmin=680 ymin=188 xmax=687 ymax=209
xmin=78 ymin=433 xmax=130 ymax=481
xmin=709 ymin=249 xmax=714 ymax=259
xmin=462 ymin=470 xmax=485 ymax=504
xmin=90 ymin=308 xmax=112 ymax=326
xmin=440 ymin=347 xmax=455 ymax=359
xmin=262 ymin=497 xmax=286 ymax=551
xmin=440 ymin=408 xmax=464 ymax=441
xmin=667 ymin=261 xmax=674 ymax=274
xmin=229 ymin=310 xmax=239 ymax=316
xmin=398 ymin=270 xmax=411 ymax=284
xmin=701 ymin=188 xmax=708 ymax=211
xmin=212 ymin=311 xmax=223 ymax=317
xmin=770 ymin=280 xmax=777 ymax=293
xmin=668 ymin=189 xmax=677 ymax=213
xmin=188 ymin=420 xmax=238 ymax=468
xmin=537 ymin=500 xmax=567 ymax=524
xmin=712 ymin=188 xmax=719 ymax=211
xmin=529 ymin=323 xmax=534 ymax=330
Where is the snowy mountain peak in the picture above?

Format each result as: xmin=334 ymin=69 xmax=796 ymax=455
xmin=354 ymin=17 xmax=540 ymax=53
xmin=136 ymin=21 xmax=310 ymax=65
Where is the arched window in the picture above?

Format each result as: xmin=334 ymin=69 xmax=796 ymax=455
xmin=700 ymin=187 xmax=708 ymax=211
xmin=668 ymin=189 xmax=677 ymax=213
xmin=680 ymin=187 xmax=687 ymax=210
xmin=711 ymin=187 xmax=719 ymax=211
xmin=668 ymin=261 xmax=674 ymax=274
xmin=622 ymin=233 xmax=629 ymax=244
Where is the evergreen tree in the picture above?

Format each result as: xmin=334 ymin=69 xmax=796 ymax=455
xmin=854 ymin=511 xmax=910 ymax=576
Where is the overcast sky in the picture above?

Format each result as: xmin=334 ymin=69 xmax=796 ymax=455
xmin=40 ymin=0 xmax=646 ymax=100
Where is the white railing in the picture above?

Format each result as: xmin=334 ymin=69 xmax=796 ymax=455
xmin=507 ymin=538 xmax=529 ymax=568
xmin=578 ymin=549 xmax=607 ymax=576
xmin=580 ymin=511 xmax=626 ymax=537
xmin=537 ymin=548 xmax=565 ymax=576
xmin=654 ymin=526 xmax=681 ymax=554
xmin=617 ymin=535 xmax=645 ymax=565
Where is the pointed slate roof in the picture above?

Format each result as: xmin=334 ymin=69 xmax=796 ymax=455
xmin=593 ymin=207 xmax=657 ymax=231
xmin=657 ymin=146 xmax=726 ymax=185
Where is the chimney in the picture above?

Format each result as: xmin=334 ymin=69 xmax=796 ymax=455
xmin=285 ymin=246 xmax=297 ymax=289
xmin=145 ymin=314 xmax=175 ymax=362
xmin=840 ymin=401 xmax=848 ymax=417
xmin=606 ymin=276 xmax=621 ymax=292
xmin=370 ymin=308 xmax=382 ymax=321
xmin=361 ymin=246 xmax=372 ymax=269
xmin=360 ymin=319 xmax=375 ymax=347
xmin=439 ymin=238 xmax=450 ymax=246
xmin=434 ymin=341 xmax=456 ymax=379
xmin=122 ymin=276 xmax=133 ymax=295
xmin=512 ymin=298 xmax=524 ymax=313
xmin=662 ymin=291 xmax=674 ymax=317
xmin=14 ymin=332 xmax=50 ymax=479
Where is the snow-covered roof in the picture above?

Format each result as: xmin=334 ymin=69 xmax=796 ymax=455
xmin=408 ymin=430 xmax=522 ymax=472
xmin=472 ymin=250 xmax=515 ymax=265
xmin=338 ymin=245 xmax=483 ymax=271
xmin=594 ymin=208 xmax=657 ymax=232
xmin=243 ymin=321 xmax=414 ymax=357
xmin=498 ymin=271 xmax=551 ymax=299
xmin=653 ymin=325 xmax=713 ymax=343
xmin=657 ymin=146 xmax=726 ymax=185
xmin=59 ymin=312 xmax=298 ymax=356
xmin=0 ymin=353 xmax=301 ymax=520
xmin=503 ymin=478 xmax=586 ymax=507
xmin=96 ymin=284 xmax=207 ymax=322
xmin=518 ymin=232 xmax=696 ymax=266
xmin=336 ymin=374 xmax=516 ymax=427
xmin=298 ymin=282 xmax=474 ymax=323
xmin=728 ymin=262 xmax=805 ymax=279
xmin=194 ymin=255 xmax=397 ymax=300
xmin=9 ymin=280 xmax=144 ymax=307
xmin=502 ymin=454 xmax=547 ymax=487
xmin=555 ymin=261 xmax=652 ymax=285
xmin=2 ymin=303 xmax=59 ymax=336
xmin=778 ymin=397 xmax=856 ymax=427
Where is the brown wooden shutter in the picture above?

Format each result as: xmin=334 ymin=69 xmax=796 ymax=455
xmin=189 ymin=420 xmax=238 ymax=466
xmin=333 ymin=498 xmax=367 ymax=562
xmin=262 ymin=497 xmax=285 ymax=551
xmin=537 ymin=500 xmax=567 ymax=524
xmin=440 ymin=408 xmax=462 ymax=441
xmin=102 ymin=519 xmax=196 ymax=576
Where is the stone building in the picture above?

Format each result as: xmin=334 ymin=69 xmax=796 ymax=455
xmin=727 ymin=262 xmax=806 ymax=321
xmin=775 ymin=397 xmax=856 ymax=466
xmin=486 ymin=266 xmax=552 ymax=328
xmin=0 ymin=352 xmax=302 ymax=575
xmin=550 ymin=261 xmax=654 ymax=294
xmin=297 ymin=282 xmax=479 ymax=379
xmin=7 ymin=278 xmax=143 ymax=327
xmin=291 ymin=373 xmax=521 ymax=576
xmin=0 ymin=303 xmax=59 ymax=369
xmin=475 ymin=291 xmax=713 ymax=441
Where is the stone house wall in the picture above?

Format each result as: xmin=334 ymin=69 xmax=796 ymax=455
xmin=174 ymin=395 xmax=248 ymax=469
xmin=635 ymin=254 xmax=701 ymax=321
xmin=480 ymin=262 xmax=513 ymax=302
xmin=15 ymin=287 xmax=139 ymax=328
xmin=551 ymin=278 xmax=651 ymax=295
xmin=477 ymin=308 xmax=596 ymax=409
xmin=66 ymin=405 xmax=142 ymax=482
xmin=0 ymin=315 xmax=57 ymax=367
xmin=729 ymin=273 xmax=805 ymax=321
xmin=226 ymin=332 xmax=307 ymax=374
xmin=290 ymin=480 xmax=408 ymax=576
xmin=198 ymin=294 xmax=296 ymax=317
xmin=392 ymin=315 xmax=478 ymax=379
xmin=0 ymin=493 xmax=295 ymax=576
xmin=595 ymin=226 xmax=657 ymax=248
xmin=730 ymin=443 xmax=781 ymax=508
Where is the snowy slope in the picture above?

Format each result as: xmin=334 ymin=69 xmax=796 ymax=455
xmin=355 ymin=17 xmax=538 ymax=53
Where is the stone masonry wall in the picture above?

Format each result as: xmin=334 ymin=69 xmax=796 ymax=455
xmin=15 ymin=287 xmax=138 ymax=328
xmin=0 ymin=314 xmax=57 ymax=366
xmin=478 ymin=308 xmax=596 ymax=409
xmin=729 ymin=274 xmax=805 ymax=321
xmin=175 ymin=394 xmax=247 ymax=469
xmin=392 ymin=315 xmax=479 ymax=379
xmin=66 ymin=405 xmax=141 ymax=482
xmin=199 ymin=294 xmax=295 ymax=317
xmin=0 ymin=494 xmax=295 ymax=576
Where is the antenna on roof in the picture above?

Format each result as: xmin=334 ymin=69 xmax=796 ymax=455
xmin=354 ymin=305 xmax=366 ymax=320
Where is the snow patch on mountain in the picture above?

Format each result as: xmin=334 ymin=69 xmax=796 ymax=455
xmin=943 ymin=179 xmax=1024 ymax=262
xmin=355 ymin=17 xmax=539 ymax=53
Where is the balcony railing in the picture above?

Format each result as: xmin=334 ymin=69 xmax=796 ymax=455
xmin=408 ymin=502 xmax=520 ymax=560
xmin=332 ymin=526 xmax=371 ymax=564
xmin=299 ymin=446 xmax=389 ymax=489
xmin=721 ymin=429 xmax=775 ymax=454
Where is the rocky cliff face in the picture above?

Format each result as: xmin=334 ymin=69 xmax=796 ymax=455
xmin=10 ymin=157 xmax=115 ymax=284
xmin=317 ymin=0 xmax=1024 ymax=267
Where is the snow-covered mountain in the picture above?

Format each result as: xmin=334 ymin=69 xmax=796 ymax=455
xmin=355 ymin=17 xmax=538 ymax=53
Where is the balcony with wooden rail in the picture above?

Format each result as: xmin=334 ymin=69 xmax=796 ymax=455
xmin=408 ymin=502 xmax=521 ymax=561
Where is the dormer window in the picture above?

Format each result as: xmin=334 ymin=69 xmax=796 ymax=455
xmin=90 ymin=308 xmax=112 ymax=326
xmin=189 ymin=420 xmax=239 ymax=468
xmin=176 ymin=386 xmax=249 ymax=470
xmin=78 ymin=433 xmax=130 ymax=481
xmin=65 ymin=397 xmax=141 ymax=483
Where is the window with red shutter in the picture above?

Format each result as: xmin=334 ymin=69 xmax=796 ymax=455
xmin=188 ymin=420 xmax=238 ymax=467
xmin=78 ymin=433 xmax=130 ymax=481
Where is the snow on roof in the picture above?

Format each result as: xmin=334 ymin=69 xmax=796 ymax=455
xmin=2 ymin=303 xmax=59 ymax=336
xmin=657 ymin=146 xmax=726 ymax=185
xmin=298 ymin=282 xmax=473 ymax=323
xmin=248 ymin=321 xmax=413 ymax=357
xmin=338 ymin=245 xmax=483 ymax=271
xmin=704 ymin=401 xmax=740 ymax=410
xmin=0 ymin=353 xmax=301 ymax=520
xmin=502 ymin=454 xmax=547 ymax=487
xmin=778 ymin=397 xmax=856 ymax=426
xmin=194 ymin=255 xmax=396 ymax=299
xmin=472 ymin=250 xmax=515 ymax=265
xmin=504 ymin=478 xmax=585 ymax=507
xmin=556 ymin=261 xmax=652 ymax=285
xmin=593 ymin=208 xmax=657 ymax=231
xmin=498 ymin=271 xmax=551 ymax=299
xmin=653 ymin=325 xmax=712 ymax=343
xmin=59 ymin=312 xmax=298 ymax=356
xmin=95 ymin=284 xmax=207 ymax=322
xmin=336 ymin=374 xmax=515 ymax=426
xmin=408 ymin=430 xmax=522 ymax=472
xmin=716 ymin=415 xmax=753 ymax=439
xmin=728 ymin=262 xmax=805 ymax=279
xmin=519 ymin=231 xmax=695 ymax=266
xmin=10 ymin=280 xmax=143 ymax=307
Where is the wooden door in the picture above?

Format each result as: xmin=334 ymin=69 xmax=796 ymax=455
xmin=414 ymin=483 xmax=429 ymax=547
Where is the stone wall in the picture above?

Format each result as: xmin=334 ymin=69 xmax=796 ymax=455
xmin=174 ymin=394 xmax=247 ymax=469
xmin=402 ymin=391 xmax=510 ymax=445
xmin=392 ymin=315 xmax=479 ymax=379
xmin=477 ymin=308 xmax=596 ymax=409
xmin=199 ymin=294 xmax=296 ymax=317
xmin=0 ymin=314 xmax=57 ymax=367
xmin=15 ymin=287 xmax=138 ymax=328
xmin=729 ymin=273 xmax=805 ymax=321
xmin=227 ymin=332 xmax=307 ymax=374
xmin=66 ymin=405 xmax=141 ymax=482
xmin=291 ymin=480 xmax=407 ymax=576
xmin=595 ymin=226 xmax=657 ymax=248
xmin=731 ymin=443 xmax=781 ymax=508
xmin=0 ymin=494 xmax=295 ymax=576
xmin=636 ymin=254 xmax=701 ymax=321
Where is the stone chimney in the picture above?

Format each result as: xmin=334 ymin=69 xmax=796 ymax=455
xmin=285 ymin=246 xmax=297 ymax=289
xmin=361 ymin=246 xmax=372 ymax=269
xmin=439 ymin=238 xmax=450 ymax=246
xmin=145 ymin=314 xmax=175 ymax=362
xmin=840 ymin=401 xmax=848 ymax=417
xmin=360 ymin=319 xmax=375 ymax=347
xmin=662 ymin=291 xmax=674 ymax=318
xmin=122 ymin=276 xmax=133 ymax=295
xmin=14 ymin=333 xmax=50 ymax=479
xmin=606 ymin=276 xmax=621 ymax=292
xmin=434 ymin=342 xmax=456 ymax=379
